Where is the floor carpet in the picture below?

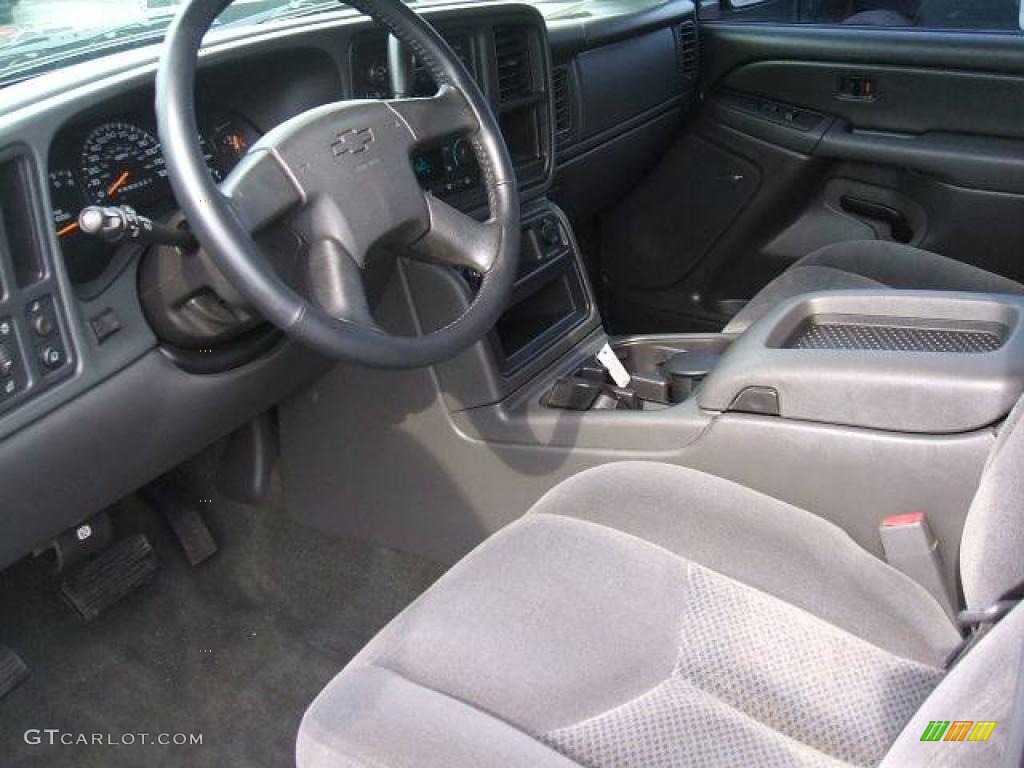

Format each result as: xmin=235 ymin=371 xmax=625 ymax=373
xmin=0 ymin=477 xmax=446 ymax=767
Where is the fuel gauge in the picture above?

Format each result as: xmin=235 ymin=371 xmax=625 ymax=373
xmin=208 ymin=115 xmax=257 ymax=177
xmin=216 ymin=123 xmax=249 ymax=160
xmin=49 ymin=169 xmax=81 ymax=239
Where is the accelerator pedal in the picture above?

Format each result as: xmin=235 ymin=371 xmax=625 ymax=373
xmin=60 ymin=534 xmax=156 ymax=621
xmin=0 ymin=645 xmax=28 ymax=699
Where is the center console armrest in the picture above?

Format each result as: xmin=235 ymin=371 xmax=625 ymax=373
xmin=699 ymin=290 xmax=1024 ymax=433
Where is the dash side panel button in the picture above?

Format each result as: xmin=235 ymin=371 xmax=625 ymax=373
xmin=90 ymin=309 xmax=121 ymax=344
xmin=39 ymin=344 xmax=65 ymax=370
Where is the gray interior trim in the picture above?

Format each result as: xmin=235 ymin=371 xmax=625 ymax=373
xmin=701 ymin=290 xmax=1024 ymax=433
xmin=0 ymin=344 xmax=328 ymax=571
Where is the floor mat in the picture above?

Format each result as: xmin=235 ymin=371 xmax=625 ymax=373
xmin=0 ymin=479 xmax=446 ymax=767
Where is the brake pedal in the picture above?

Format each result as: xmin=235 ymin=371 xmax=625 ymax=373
xmin=60 ymin=534 xmax=156 ymax=621
xmin=0 ymin=645 xmax=28 ymax=699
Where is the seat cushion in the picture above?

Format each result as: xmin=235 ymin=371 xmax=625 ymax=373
xmin=723 ymin=241 xmax=1024 ymax=334
xmin=298 ymin=463 xmax=964 ymax=767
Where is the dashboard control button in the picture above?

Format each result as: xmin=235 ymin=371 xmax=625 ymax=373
xmin=39 ymin=345 xmax=64 ymax=370
xmin=0 ymin=344 xmax=13 ymax=378
xmin=26 ymin=297 xmax=57 ymax=338
xmin=452 ymin=138 xmax=472 ymax=167
xmin=30 ymin=313 xmax=54 ymax=338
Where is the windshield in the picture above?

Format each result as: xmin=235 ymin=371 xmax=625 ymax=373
xmin=0 ymin=0 xmax=362 ymax=87
xmin=0 ymin=0 xmax=642 ymax=88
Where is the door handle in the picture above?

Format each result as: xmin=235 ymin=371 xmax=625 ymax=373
xmin=840 ymin=195 xmax=914 ymax=243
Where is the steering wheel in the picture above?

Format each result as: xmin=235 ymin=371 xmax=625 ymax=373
xmin=155 ymin=0 xmax=520 ymax=368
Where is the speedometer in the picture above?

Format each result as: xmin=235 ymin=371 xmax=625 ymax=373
xmin=79 ymin=122 xmax=168 ymax=208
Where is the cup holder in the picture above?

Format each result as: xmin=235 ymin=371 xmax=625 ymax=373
xmin=544 ymin=336 xmax=730 ymax=411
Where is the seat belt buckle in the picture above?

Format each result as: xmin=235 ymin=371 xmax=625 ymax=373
xmin=879 ymin=512 xmax=955 ymax=618
xmin=945 ymin=598 xmax=1021 ymax=669
xmin=956 ymin=599 xmax=1020 ymax=631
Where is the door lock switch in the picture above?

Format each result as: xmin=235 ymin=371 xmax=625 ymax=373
xmin=837 ymin=76 xmax=877 ymax=102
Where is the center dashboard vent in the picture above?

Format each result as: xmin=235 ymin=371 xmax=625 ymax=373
xmin=676 ymin=20 xmax=698 ymax=84
xmin=551 ymin=66 xmax=575 ymax=150
xmin=494 ymin=25 xmax=532 ymax=102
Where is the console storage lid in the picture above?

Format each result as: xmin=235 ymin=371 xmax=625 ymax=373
xmin=698 ymin=291 xmax=1024 ymax=433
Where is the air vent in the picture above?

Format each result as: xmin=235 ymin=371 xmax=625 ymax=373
xmin=494 ymin=26 xmax=532 ymax=102
xmin=551 ymin=66 xmax=574 ymax=149
xmin=677 ymin=20 xmax=698 ymax=83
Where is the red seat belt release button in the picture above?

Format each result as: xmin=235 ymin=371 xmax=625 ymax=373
xmin=882 ymin=512 xmax=925 ymax=527
xmin=879 ymin=512 xmax=955 ymax=617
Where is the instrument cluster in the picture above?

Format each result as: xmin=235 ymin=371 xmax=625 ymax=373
xmin=47 ymin=110 xmax=259 ymax=285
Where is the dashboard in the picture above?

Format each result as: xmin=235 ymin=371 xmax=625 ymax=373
xmin=0 ymin=0 xmax=697 ymax=572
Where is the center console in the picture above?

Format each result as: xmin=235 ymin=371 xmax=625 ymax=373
xmin=537 ymin=289 xmax=1024 ymax=433
xmin=699 ymin=291 xmax=1024 ymax=433
xmin=403 ymin=199 xmax=600 ymax=411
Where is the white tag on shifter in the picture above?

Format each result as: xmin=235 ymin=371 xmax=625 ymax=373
xmin=597 ymin=343 xmax=631 ymax=388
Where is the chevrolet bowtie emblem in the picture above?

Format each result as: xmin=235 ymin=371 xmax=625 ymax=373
xmin=331 ymin=127 xmax=374 ymax=156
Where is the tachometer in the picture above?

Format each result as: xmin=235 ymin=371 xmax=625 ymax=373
xmin=79 ymin=122 xmax=168 ymax=208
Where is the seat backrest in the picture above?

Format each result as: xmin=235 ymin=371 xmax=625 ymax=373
xmin=959 ymin=395 xmax=1024 ymax=611
xmin=878 ymin=399 xmax=1024 ymax=767
xmin=880 ymin=602 xmax=1023 ymax=767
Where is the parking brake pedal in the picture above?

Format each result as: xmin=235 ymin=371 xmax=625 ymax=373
xmin=0 ymin=645 xmax=28 ymax=700
xmin=60 ymin=534 xmax=156 ymax=621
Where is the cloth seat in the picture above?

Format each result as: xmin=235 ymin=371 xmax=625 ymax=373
xmin=723 ymin=240 xmax=1024 ymax=335
xmin=297 ymin=400 xmax=1024 ymax=767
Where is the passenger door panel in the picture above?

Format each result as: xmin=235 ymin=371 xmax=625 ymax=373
xmin=602 ymin=24 xmax=1024 ymax=332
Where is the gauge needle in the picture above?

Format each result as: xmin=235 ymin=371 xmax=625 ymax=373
xmin=57 ymin=221 xmax=79 ymax=237
xmin=106 ymin=170 xmax=131 ymax=198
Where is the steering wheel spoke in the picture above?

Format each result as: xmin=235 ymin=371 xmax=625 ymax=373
xmin=411 ymin=195 xmax=500 ymax=274
xmin=307 ymin=238 xmax=378 ymax=329
xmin=385 ymin=85 xmax=478 ymax=148
xmin=220 ymin=149 xmax=305 ymax=234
